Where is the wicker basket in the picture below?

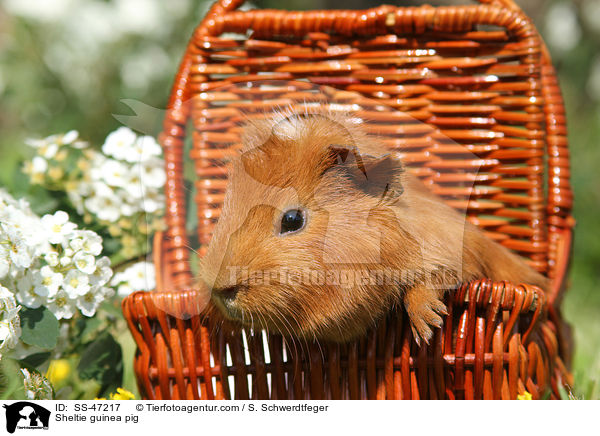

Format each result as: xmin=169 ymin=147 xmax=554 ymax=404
xmin=121 ymin=0 xmax=575 ymax=399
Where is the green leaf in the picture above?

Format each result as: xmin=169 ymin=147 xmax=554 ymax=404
xmin=11 ymin=162 xmax=32 ymax=197
xmin=19 ymin=352 xmax=52 ymax=370
xmin=74 ymin=316 xmax=102 ymax=345
xmin=103 ymin=238 xmax=122 ymax=258
xmin=19 ymin=307 xmax=59 ymax=349
xmin=98 ymin=300 xmax=121 ymax=319
xmin=26 ymin=187 xmax=60 ymax=217
xmin=77 ymin=332 xmax=123 ymax=396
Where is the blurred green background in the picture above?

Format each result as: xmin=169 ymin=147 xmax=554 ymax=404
xmin=0 ymin=0 xmax=598 ymax=397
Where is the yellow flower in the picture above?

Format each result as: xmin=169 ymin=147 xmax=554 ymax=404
xmin=46 ymin=359 xmax=71 ymax=386
xmin=121 ymin=235 xmax=138 ymax=257
xmin=118 ymin=218 xmax=132 ymax=229
xmin=95 ymin=397 xmax=107 ymax=400
xmin=48 ymin=166 xmax=64 ymax=181
xmin=54 ymin=150 xmax=68 ymax=162
xmin=108 ymin=224 xmax=122 ymax=237
xmin=138 ymin=222 xmax=149 ymax=235
xmin=152 ymin=218 xmax=166 ymax=232
xmin=77 ymin=158 xmax=90 ymax=171
xmin=32 ymin=174 xmax=45 ymax=184
xmin=65 ymin=180 xmax=78 ymax=193
xmin=121 ymin=235 xmax=136 ymax=248
xmin=109 ymin=388 xmax=135 ymax=400
xmin=517 ymin=391 xmax=532 ymax=400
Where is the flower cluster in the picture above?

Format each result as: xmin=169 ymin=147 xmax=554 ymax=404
xmin=24 ymin=127 xmax=165 ymax=259
xmin=81 ymin=127 xmax=165 ymax=220
xmin=111 ymin=261 xmax=156 ymax=297
xmin=0 ymin=190 xmax=113 ymax=321
xmin=0 ymin=285 xmax=21 ymax=359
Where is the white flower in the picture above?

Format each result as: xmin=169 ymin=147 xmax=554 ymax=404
xmin=140 ymin=188 xmax=164 ymax=214
xmin=116 ymin=190 xmax=138 ymax=216
xmin=102 ymin=127 xmax=137 ymax=160
xmin=59 ymin=255 xmax=72 ymax=267
xmin=21 ymin=368 xmax=53 ymax=400
xmin=112 ymin=261 xmax=155 ymax=294
xmin=63 ymin=270 xmax=90 ymax=297
xmin=73 ymin=251 xmax=96 ymax=274
xmin=25 ymin=135 xmax=60 ymax=159
xmin=101 ymin=286 xmax=115 ymax=299
xmin=100 ymin=159 xmax=129 ymax=188
xmin=71 ymin=230 xmax=103 ymax=256
xmin=1 ymin=225 xmax=34 ymax=269
xmin=30 ymin=139 xmax=58 ymax=159
xmin=3 ymin=0 xmax=72 ymax=23
xmin=46 ymin=289 xmax=77 ymax=320
xmin=116 ymin=282 xmax=134 ymax=297
xmin=1 ymin=207 xmax=46 ymax=256
xmin=76 ymin=290 xmax=104 ymax=317
xmin=33 ymin=266 xmax=63 ymax=298
xmin=133 ymin=157 xmax=166 ymax=189
xmin=122 ymin=169 xmax=144 ymax=199
xmin=114 ymin=0 xmax=161 ymax=35
xmin=121 ymin=46 xmax=170 ymax=90
xmin=0 ymin=254 xmax=8 ymax=279
xmin=16 ymin=272 xmax=44 ymax=309
xmin=0 ymin=285 xmax=21 ymax=357
xmin=44 ymin=251 xmax=59 ymax=267
xmin=89 ymin=153 xmax=108 ymax=180
xmin=90 ymin=256 xmax=112 ymax=287
xmin=40 ymin=211 xmax=77 ymax=245
xmin=25 ymin=136 xmax=56 ymax=148
xmin=25 ymin=156 xmax=48 ymax=179
xmin=544 ymin=2 xmax=581 ymax=53
xmin=84 ymin=184 xmax=122 ymax=222
xmin=127 ymin=135 xmax=162 ymax=163
xmin=60 ymin=130 xmax=79 ymax=145
xmin=0 ymin=319 xmax=20 ymax=354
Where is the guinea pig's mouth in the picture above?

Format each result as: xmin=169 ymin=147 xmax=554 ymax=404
xmin=211 ymin=285 xmax=247 ymax=320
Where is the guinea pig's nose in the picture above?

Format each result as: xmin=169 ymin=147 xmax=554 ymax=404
xmin=215 ymin=286 xmax=240 ymax=304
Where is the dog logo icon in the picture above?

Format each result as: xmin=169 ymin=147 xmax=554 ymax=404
xmin=3 ymin=402 xmax=50 ymax=433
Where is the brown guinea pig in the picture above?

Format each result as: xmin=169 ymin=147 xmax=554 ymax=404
xmin=199 ymin=110 xmax=550 ymax=345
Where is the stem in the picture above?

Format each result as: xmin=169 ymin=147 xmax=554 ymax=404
xmin=110 ymin=254 xmax=150 ymax=274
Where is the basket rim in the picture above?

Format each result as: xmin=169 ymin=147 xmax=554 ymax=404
xmin=195 ymin=3 xmax=537 ymax=40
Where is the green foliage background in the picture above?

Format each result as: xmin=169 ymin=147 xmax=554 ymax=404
xmin=0 ymin=0 xmax=598 ymax=398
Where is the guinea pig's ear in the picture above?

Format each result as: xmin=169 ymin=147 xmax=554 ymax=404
xmin=240 ymin=146 xmax=269 ymax=184
xmin=325 ymin=145 xmax=404 ymax=203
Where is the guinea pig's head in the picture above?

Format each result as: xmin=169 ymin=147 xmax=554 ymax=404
xmin=199 ymin=112 xmax=405 ymax=342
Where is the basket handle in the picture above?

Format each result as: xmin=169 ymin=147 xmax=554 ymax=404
xmin=206 ymin=0 xmax=522 ymax=12
xmin=477 ymin=0 xmax=520 ymax=10
xmin=203 ymin=0 xmax=245 ymax=22
xmin=157 ymin=0 xmax=546 ymax=290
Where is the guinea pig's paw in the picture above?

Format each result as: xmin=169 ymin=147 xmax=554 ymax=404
xmin=404 ymin=286 xmax=448 ymax=346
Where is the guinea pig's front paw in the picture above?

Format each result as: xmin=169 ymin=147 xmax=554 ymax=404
xmin=404 ymin=285 xmax=448 ymax=346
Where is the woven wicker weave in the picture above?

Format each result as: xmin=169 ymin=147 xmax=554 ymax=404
xmin=121 ymin=0 xmax=574 ymax=399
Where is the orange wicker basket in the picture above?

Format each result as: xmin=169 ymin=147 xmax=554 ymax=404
xmin=122 ymin=0 xmax=575 ymax=399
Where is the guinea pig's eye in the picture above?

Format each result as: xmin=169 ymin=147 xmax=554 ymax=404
xmin=279 ymin=209 xmax=306 ymax=235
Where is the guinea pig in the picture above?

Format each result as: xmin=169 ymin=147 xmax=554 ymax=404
xmin=199 ymin=110 xmax=550 ymax=345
